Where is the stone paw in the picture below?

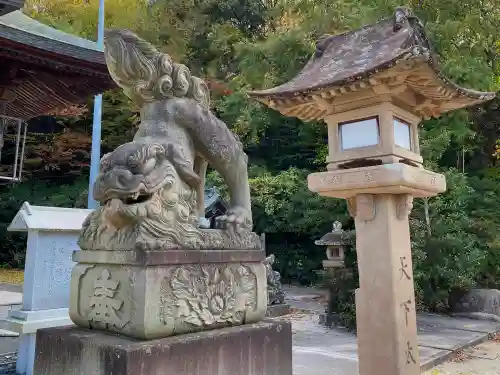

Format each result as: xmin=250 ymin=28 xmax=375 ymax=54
xmin=215 ymin=206 xmax=252 ymax=230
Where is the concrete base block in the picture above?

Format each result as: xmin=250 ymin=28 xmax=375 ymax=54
xmin=7 ymin=308 xmax=73 ymax=334
xmin=450 ymin=288 xmax=500 ymax=317
xmin=7 ymin=308 xmax=74 ymax=375
xmin=34 ymin=320 xmax=292 ymax=375
xmin=16 ymin=334 xmax=36 ymax=375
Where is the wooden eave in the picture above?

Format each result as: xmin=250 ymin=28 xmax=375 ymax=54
xmin=0 ymin=11 xmax=116 ymax=119
xmin=3 ymin=70 xmax=112 ymax=120
xmin=0 ymin=51 xmax=114 ymax=119
xmin=252 ymin=60 xmax=496 ymax=122
xmin=0 ymin=36 xmax=110 ymax=78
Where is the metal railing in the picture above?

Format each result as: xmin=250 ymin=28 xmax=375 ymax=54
xmin=0 ymin=114 xmax=27 ymax=183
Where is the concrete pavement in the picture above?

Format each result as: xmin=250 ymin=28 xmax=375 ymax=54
xmin=283 ymin=285 xmax=500 ymax=375
xmin=287 ymin=311 xmax=500 ymax=375
xmin=0 ymin=284 xmax=21 ymax=374
xmin=0 ymin=283 xmax=499 ymax=375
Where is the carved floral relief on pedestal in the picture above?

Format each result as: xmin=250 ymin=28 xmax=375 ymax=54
xmin=158 ymin=264 xmax=257 ymax=328
xmin=69 ymin=262 xmax=265 ymax=339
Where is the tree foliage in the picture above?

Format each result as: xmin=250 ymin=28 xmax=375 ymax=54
xmin=0 ymin=0 xmax=498 ymax=328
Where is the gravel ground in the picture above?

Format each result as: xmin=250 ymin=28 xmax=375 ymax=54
xmin=422 ymin=339 xmax=500 ymax=375
xmin=0 ymin=270 xmax=23 ymax=286
xmin=0 ymin=352 xmax=16 ymax=374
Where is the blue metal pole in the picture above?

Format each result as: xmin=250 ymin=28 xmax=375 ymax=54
xmin=88 ymin=0 xmax=105 ymax=209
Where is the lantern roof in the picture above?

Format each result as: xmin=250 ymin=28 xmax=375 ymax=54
xmin=315 ymin=221 xmax=344 ymax=246
xmin=248 ymin=7 xmax=496 ymax=121
xmin=204 ymin=186 xmax=227 ymax=212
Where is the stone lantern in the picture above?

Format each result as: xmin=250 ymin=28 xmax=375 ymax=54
xmin=315 ymin=221 xmax=345 ymax=270
xmin=249 ymin=7 xmax=495 ymax=375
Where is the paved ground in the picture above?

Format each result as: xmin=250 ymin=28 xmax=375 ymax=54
xmin=283 ymin=285 xmax=500 ymax=375
xmin=0 ymin=284 xmax=22 ymax=295
xmin=0 ymin=284 xmax=21 ymax=358
xmin=422 ymin=339 xmax=500 ymax=375
xmin=1 ymin=283 xmax=500 ymax=374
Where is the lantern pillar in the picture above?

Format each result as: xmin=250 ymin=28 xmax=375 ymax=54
xmin=352 ymin=193 xmax=418 ymax=375
xmin=309 ymin=156 xmax=445 ymax=375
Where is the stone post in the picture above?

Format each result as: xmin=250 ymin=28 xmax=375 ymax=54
xmin=0 ymin=88 xmax=16 ymax=163
xmin=308 ymin=165 xmax=446 ymax=375
xmin=0 ymin=100 xmax=6 ymax=161
xmin=351 ymin=193 xmax=418 ymax=375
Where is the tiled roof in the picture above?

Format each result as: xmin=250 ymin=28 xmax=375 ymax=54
xmin=0 ymin=11 xmax=103 ymax=64
xmin=249 ymin=7 xmax=495 ymax=103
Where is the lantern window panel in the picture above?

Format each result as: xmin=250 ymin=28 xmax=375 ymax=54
xmin=393 ymin=117 xmax=412 ymax=150
xmin=339 ymin=116 xmax=380 ymax=151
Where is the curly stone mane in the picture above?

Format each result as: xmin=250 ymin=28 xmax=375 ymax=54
xmin=103 ymin=29 xmax=210 ymax=109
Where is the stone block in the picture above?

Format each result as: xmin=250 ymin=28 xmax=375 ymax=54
xmin=6 ymin=202 xmax=92 ymax=375
xmin=450 ymin=288 xmax=500 ymax=319
xmin=34 ymin=321 xmax=292 ymax=375
xmin=266 ymin=304 xmax=290 ymax=318
xmin=8 ymin=309 xmax=73 ymax=334
xmin=322 ymin=259 xmax=344 ymax=269
xmin=308 ymin=163 xmax=446 ymax=199
xmin=22 ymin=231 xmax=77 ymax=311
xmin=69 ymin=249 xmax=267 ymax=340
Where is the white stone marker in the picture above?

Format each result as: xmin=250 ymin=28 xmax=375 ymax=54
xmin=6 ymin=202 xmax=92 ymax=375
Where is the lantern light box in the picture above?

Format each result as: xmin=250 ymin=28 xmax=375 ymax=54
xmin=325 ymin=103 xmax=422 ymax=170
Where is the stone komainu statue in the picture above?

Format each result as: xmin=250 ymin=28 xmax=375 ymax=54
xmin=79 ymin=29 xmax=261 ymax=251
xmin=264 ymin=254 xmax=285 ymax=305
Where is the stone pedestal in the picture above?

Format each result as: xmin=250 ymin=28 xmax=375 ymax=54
xmin=34 ymin=321 xmax=292 ymax=375
xmin=69 ymin=248 xmax=267 ymax=340
xmin=308 ymin=163 xmax=446 ymax=375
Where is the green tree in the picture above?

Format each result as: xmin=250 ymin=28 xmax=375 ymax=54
xmin=3 ymin=0 xmax=498 ymax=330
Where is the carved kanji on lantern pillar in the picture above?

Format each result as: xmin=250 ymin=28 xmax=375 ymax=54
xmin=347 ymin=192 xmax=420 ymax=374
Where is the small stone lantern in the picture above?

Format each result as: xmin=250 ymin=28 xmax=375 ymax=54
xmin=249 ymin=7 xmax=496 ymax=375
xmin=315 ymin=221 xmax=345 ymax=269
